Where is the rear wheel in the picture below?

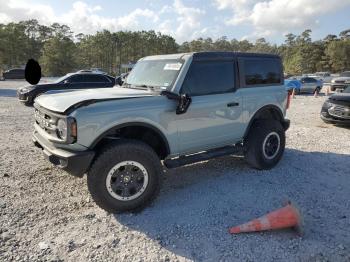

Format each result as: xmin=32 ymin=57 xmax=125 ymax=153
xmin=87 ymin=139 xmax=162 ymax=213
xmin=244 ymin=120 xmax=286 ymax=170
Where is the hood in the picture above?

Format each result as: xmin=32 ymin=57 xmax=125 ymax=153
xmin=329 ymin=92 xmax=350 ymax=104
xmin=35 ymin=87 xmax=155 ymax=113
xmin=18 ymin=83 xmax=52 ymax=93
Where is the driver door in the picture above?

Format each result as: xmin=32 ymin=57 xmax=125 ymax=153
xmin=176 ymin=60 xmax=244 ymax=155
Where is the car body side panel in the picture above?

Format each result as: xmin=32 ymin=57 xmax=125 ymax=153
xmin=240 ymin=85 xmax=287 ymax=125
xmin=70 ymin=96 xmax=180 ymax=156
xmin=175 ymin=91 xmax=244 ymax=155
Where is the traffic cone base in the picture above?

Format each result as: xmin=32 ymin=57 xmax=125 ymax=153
xmin=229 ymin=202 xmax=303 ymax=235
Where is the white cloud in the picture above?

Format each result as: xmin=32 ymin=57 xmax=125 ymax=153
xmin=213 ymin=0 xmax=350 ymax=38
xmin=172 ymin=0 xmax=206 ymax=42
xmin=0 ymin=0 xmax=159 ymax=35
xmin=0 ymin=0 xmax=207 ymax=42
xmin=153 ymin=0 xmax=207 ymax=42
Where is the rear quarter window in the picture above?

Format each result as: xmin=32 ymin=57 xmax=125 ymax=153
xmin=241 ymin=58 xmax=282 ymax=87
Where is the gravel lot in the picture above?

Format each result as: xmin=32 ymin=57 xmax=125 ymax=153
xmin=0 ymin=80 xmax=349 ymax=262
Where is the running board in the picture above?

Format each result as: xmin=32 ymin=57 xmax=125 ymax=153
xmin=164 ymin=144 xmax=244 ymax=169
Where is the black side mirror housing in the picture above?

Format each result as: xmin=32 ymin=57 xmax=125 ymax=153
xmin=161 ymin=90 xmax=192 ymax=115
xmin=115 ymin=77 xmax=123 ymax=86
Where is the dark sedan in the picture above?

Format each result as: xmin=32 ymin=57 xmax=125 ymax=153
xmin=3 ymin=68 xmax=25 ymax=80
xmin=321 ymin=86 xmax=350 ymax=126
xmin=17 ymin=71 xmax=115 ymax=105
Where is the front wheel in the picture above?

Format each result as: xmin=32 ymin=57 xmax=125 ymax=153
xmin=244 ymin=120 xmax=286 ymax=170
xmin=87 ymin=140 xmax=162 ymax=213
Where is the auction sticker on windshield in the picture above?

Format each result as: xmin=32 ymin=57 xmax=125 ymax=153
xmin=164 ymin=63 xmax=182 ymax=70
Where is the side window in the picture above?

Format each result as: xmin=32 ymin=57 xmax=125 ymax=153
xmin=243 ymin=58 xmax=281 ymax=86
xmin=303 ymin=78 xmax=313 ymax=83
xmin=181 ymin=61 xmax=235 ymax=96
xmin=85 ymin=75 xmax=109 ymax=83
xmin=68 ymin=75 xmax=85 ymax=83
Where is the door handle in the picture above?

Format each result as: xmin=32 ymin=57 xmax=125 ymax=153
xmin=227 ymin=102 xmax=239 ymax=107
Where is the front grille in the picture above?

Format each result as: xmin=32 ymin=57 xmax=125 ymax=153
xmin=34 ymin=108 xmax=59 ymax=136
xmin=334 ymin=80 xmax=345 ymax=84
xmin=328 ymin=105 xmax=350 ymax=119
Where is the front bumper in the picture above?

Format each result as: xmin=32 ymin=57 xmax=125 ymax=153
xmin=320 ymin=110 xmax=350 ymax=126
xmin=17 ymin=91 xmax=31 ymax=102
xmin=32 ymin=131 xmax=95 ymax=177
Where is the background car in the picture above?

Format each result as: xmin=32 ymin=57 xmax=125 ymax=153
xmin=286 ymin=77 xmax=322 ymax=94
xmin=90 ymin=68 xmax=108 ymax=74
xmin=284 ymin=79 xmax=301 ymax=92
xmin=313 ymin=72 xmax=333 ymax=83
xmin=321 ymin=86 xmax=350 ymax=125
xmin=299 ymin=77 xmax=323 ymax=94
xmin=330 ymin=71 xmax=350 ymax=91
xmin=17 ymin=71 xmax=116 ymax=105
xmin=3 ymin=68 xmax=25 ymax=80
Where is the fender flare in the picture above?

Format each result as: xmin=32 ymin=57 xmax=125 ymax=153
xmin=243 ymin=105 xmax=284 ymax=139
xmin=90 ymin=121 xmax=170 ymax=156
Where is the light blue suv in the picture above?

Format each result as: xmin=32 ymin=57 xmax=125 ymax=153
xmin=32 ymin=52 xmax=290 ymax=212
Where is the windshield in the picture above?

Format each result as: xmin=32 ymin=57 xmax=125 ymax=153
xmin=53 ymin=74 xmax=70 ymax=83
xmin=340 ymin=72 xmax=350 ymax=77
xmin=124 ymin=59 xmax=183 ymax=90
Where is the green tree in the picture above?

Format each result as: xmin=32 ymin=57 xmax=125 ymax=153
xmin=40 ymin=36 xmax=77 ymax=76
xmin=325 ymin=39 xmax=350 ymax=72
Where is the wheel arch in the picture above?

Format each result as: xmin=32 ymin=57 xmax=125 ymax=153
xmin=90 ymin=122 xmax=171 ymax=160
xmin=243 ymin=104 xmax=285 ymax=140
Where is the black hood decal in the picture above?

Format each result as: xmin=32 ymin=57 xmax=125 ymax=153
xmin=64 ymin=95 xmax=155 ymax=115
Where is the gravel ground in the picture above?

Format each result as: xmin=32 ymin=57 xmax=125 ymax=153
xmin=0 ymin=80 xmax=349 ymax=262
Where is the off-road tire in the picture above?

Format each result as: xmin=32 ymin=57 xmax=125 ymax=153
xmin=244 ymin=120 xmax=285 ymax=170
xmin=87 ymin=139 xmax=162 ymax=213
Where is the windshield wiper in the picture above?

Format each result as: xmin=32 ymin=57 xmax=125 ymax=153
xmin=122 ymin=83 xmax=160 ymax=91
xmin=136 ymin=84 xmax=158 ymax=90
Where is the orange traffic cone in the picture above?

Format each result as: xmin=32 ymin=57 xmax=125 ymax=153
xmin=229 ymin=201 xmax=302 ymax=235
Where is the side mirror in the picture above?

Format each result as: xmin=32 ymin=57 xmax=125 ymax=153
xmin=115 ymin=77 xmax=123 ymax=86
xmin=161 ymin=90 xmax=192 ymax=115
xmin=63 ymin=79 xmax=69 ymax=84
xmin=177 ymin=94 xmax=192 ymax=115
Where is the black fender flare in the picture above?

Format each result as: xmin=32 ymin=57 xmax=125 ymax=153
xmin=90 ymin=122 xmax=170 ymax=156
xmin=243 ymin=105 xmax=285 ymax=139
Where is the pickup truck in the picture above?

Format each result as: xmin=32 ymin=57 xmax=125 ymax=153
xmin=32 ymin=52 xmax=290 ymax=212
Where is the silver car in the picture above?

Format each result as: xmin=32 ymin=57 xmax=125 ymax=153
xmin=296 ymin=77 xmax=323 ymax=94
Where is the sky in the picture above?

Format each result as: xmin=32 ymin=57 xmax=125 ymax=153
xmin=0 ymin=0 xmax=350 ymax=44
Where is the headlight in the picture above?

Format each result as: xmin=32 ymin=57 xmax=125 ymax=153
xmin=20 ymin=86 xmax=34 ymax=93
xmin=57 ymin=119 xmax=67 ymax=140
xmin=56 ymin=117 xmax=77 ymax=143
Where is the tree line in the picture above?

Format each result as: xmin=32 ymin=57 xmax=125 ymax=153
xmin=0 ymin=19 xmax=349 ymax=76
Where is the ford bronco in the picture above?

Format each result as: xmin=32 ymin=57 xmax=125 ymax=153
xmin=32 ymin=52 xmax=290 ymax=212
